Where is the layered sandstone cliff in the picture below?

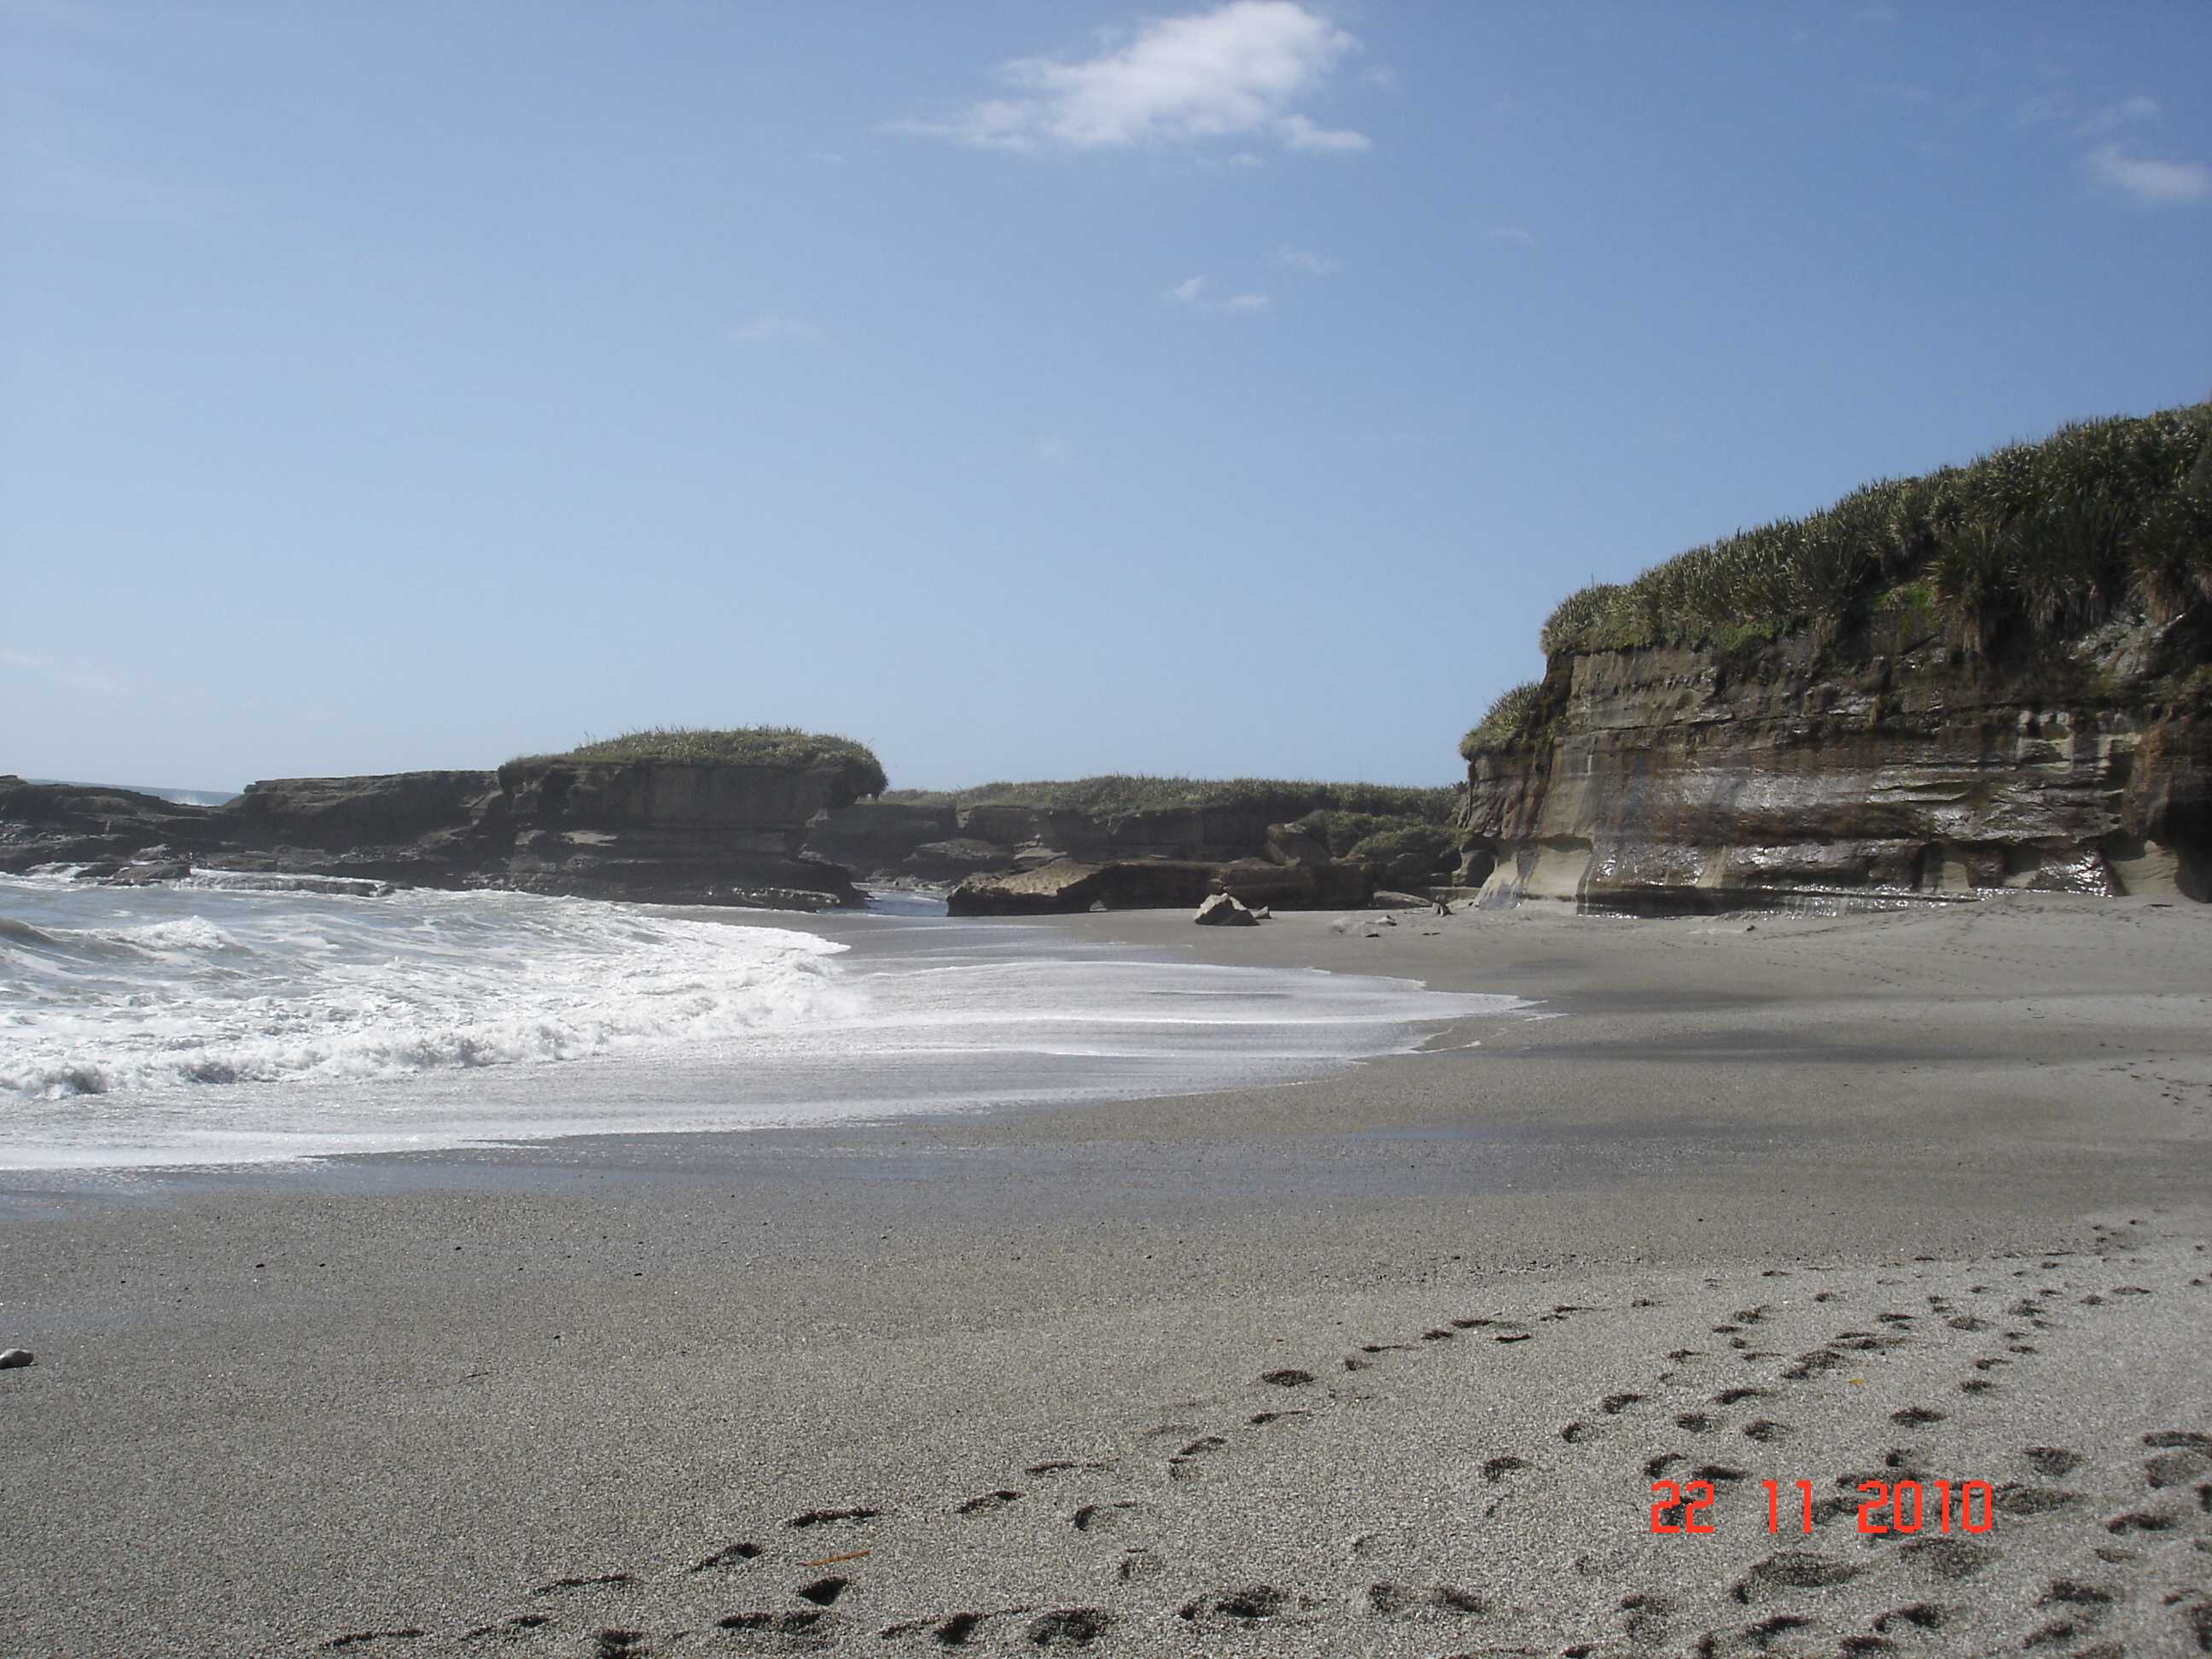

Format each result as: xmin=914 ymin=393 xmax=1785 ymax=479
xmin=1458 ymin=609 xmax=2209 ymax=911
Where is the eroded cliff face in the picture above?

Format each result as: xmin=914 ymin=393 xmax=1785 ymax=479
xmin=804 ymin=798 xmax=1325 ymax=880
xmin=0 ymin=760 xmax=863 ymax=908
xmin=1459 ymin=612 xmax=2210 ymax=911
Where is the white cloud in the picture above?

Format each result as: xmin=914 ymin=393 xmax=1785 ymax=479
xmin=2085 ymin=143 xmax=2211 ymax=206
xmin=1275 ymin=245 xmax=1337 ymax=275
xmin=1035 ymin=434 xmax=1075 ymax=465
xmin=893 ymin=1 xmax=1368 ymax=157
xmin=1487 ymin=225 xmax=1537 ymax=246
xmin=726 ymin=313 xmax=828 ymax=346
xmin=1276 ymin=112 xmax=1370 ymax=153
xmin=1163 ymin=274 xmax=1268 ymax=314
xmin=2075 ymin=95 xmax=2161 ymax=137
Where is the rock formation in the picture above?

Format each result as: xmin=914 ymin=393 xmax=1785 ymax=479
xmin=0 ymin=759 xmax=867 ymax=909
xmin=1458 ymin=609 xmax=2209 ymax=912
xmin=946 ymin=852 xmax=1371 ymax=917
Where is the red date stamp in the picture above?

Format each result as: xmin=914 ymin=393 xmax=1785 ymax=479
xmin=1650 ymin=1478 xmax=1996 ymax=1534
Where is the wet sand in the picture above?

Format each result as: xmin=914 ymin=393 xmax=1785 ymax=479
xmin=3 ymin=896 xmax=2209 ymax=1655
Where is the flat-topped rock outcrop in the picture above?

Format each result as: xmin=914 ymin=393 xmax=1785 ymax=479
xmin=1 ymin=758 xmax=866 ymax=909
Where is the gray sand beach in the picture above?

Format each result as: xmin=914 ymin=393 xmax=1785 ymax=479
xmin=4 ymin=898 xmax=2210 ymax=1656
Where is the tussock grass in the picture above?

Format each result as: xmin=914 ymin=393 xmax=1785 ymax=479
xmin=1460 ymin=682 xmax=1545 ymax=759
xmin=1534 ymin=402 xmax=2211 ymax=660
xmin=510 ymin=726 xmax=888 ymax=797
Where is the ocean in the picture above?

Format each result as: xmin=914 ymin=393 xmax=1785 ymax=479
xmin=0 ymin=873 xmax=1517 ymax=1170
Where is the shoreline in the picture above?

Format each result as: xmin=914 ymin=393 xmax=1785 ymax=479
xmin=3 ymin=897 xmax=2209 ymax=1654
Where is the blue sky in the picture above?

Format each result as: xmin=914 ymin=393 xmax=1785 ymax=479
xmin=4 ymin=2 xmax=2208 ymax=793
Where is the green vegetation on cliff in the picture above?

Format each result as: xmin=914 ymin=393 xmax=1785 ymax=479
xmin=882 ymin=774 xmax=1458 ymax=826
xmin=1533 ymin=401 xmax=2211 ymax=662
xmin=511 ymin=727 xmax=888 ymax=797
xmin=1460 ymin=681 xmax=1545 ymax=760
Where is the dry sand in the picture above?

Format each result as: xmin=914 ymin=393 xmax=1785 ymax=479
xmin=3 ymin=895 xmax=2209 ymax=1656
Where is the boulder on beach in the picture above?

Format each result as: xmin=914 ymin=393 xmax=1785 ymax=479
xmin=0 ymin=1348 xmax=33 ymax=1370
xmin=1194 ymin=893 xmax=1259 ymax=927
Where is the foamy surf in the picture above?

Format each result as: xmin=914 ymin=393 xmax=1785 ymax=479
xmin=0 ymin=876 xmax=1525 ymax=1168
xmin=0 ymin=875 xmax=849 ymax=1102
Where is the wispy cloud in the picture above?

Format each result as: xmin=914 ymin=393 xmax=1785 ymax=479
xmin=725 ymin=313 xmax=828 ymax=347
xmin=2018 ymin=86 xmax=2162 ymax=137
xmin=1035 ymin=434 xmax=1075 ymax=466
xmin=2075 ymin=95 xmax=2161 ymax=137
xmin=891 ymin=1 xmax=1369 ymax=157
xmin=1487 ymin=225 xmax=1537 ymax=247
xmin=2085 ymin=143 xmax=2211 ymax=206
xmin=1275 ymin=245 xmax=1337 ymax=276
xmin=1 ymin=647 xmax=128 ymax=697
xmin=1164 ymin=275 xmax=1269 ymax=313
xmin=1276 ymin=112 xmax=1369 ymax=154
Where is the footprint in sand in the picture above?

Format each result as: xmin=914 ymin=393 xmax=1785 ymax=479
xmin=688 ymin=1542 xmax=762 ymax=1573
xmin=784 ymin=1506 xmax=881 ymax=1530
xmin=1027 ymin=1606 xmax=1115 ymax=1647
xmin=2026 ymin=1447 xmax=2086 ymax=1477
xmin=1366 ymin=1581 xmax=1487 ymax=1620
xmin=1901 ymin=1537 xmax=1994 ymax=1580
xmin=1732 ymin=1551 xmax=1861 ymax=1604
xmin=1178 ymin=1585 xmax=1295 ymax=1628
xmin=531 ymin=1574 xmax=632 ymax=1597
xmin=1070 ymin=1501 xmax=1148 ymax=1534
xmin=320 ymin=1632 xmax=427 ymax=1650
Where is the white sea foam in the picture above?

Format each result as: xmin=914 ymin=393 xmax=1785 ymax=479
xmin=0 ymin=874 xmax=1527 ymax=1168
xmin=0 ymin=875 xmax=848 ymax=1103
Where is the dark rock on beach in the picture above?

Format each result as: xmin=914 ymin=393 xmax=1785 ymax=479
xmin=946 ymin=854 xmax=1371 ymax=917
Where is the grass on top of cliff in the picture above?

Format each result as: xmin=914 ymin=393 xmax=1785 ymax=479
xmin=1532 ymin=399 xmax=2212 ymax=663
xmin=509 ymin=727 xmax=888 ymax=796
xmin=881 ymin=774 xmax=1459 ymax=825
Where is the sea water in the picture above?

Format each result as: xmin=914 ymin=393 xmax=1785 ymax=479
xmin=0 ymin=872 xmax=1519 ymax=1169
